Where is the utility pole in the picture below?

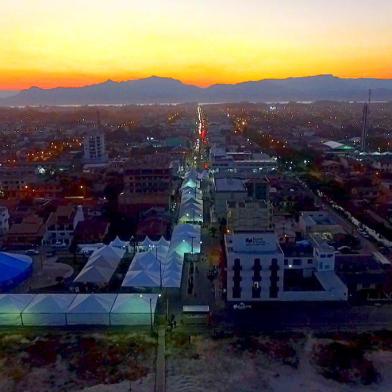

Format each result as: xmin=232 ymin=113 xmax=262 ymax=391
xmin=156 ymin=245 xmax=162 ymax=289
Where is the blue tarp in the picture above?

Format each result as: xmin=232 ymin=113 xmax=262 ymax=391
xmin=0 ymin=252 xmax=33 ymax=291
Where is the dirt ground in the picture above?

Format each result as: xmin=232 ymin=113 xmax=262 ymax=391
xmin=166 ymin=331 xmax=392 ymax=392
xmin=0 ymin=330 xmax=155 ymax=392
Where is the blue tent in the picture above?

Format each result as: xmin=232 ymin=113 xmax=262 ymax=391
xmin=0 ymin=252 xmax=33 ymax=291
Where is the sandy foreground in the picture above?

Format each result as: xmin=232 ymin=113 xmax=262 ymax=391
xmin=1 ymin=330 xmax=392 ymax=391
xmin=166 ymin=333 xmax=392 ymax=392
xmin=0 ymin=331 xmax=155 ymax=392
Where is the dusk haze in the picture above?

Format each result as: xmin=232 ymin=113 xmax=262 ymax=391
xmin=1 ymin=1 xmax=392 ymax=392
xmin=1 ymin=0 xmax=392 ymax=90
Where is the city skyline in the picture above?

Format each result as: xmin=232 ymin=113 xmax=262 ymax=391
xmin=1 ymin=0 xmax=392 ymax=90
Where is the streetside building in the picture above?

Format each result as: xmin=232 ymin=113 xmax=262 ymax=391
xmin=119 ymin=157 xmax=173 ymax=216
xmin=44 ymin=205 xmax=85 ymax=247
xmin=225 ymin=232 xmax=285 ymax=301
xmin=83 ymin=129 xmax=108 ymax=164
xmin=299 ymin=211 xmax=343 ymax=234
xmin=226 ymin=200 xmax=273 ymax=233
xmin=213 ymin=177 xmax=247 ymax=220
xmin=0 ymin=206 xmax=10 ymax=235
xmin=224 ymin=231 xmax=348 ymax=302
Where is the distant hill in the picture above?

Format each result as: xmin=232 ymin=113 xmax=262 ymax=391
xmin=0 ymin=90 xmax=19 ymax=99
xmin=1 ymin=75 xmax=392 ymax=106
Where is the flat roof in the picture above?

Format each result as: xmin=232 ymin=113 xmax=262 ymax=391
xmin=215 ymin=178 xmax=246 ymax=192
xmin=323 ymin=140 xmax=353 ymax=151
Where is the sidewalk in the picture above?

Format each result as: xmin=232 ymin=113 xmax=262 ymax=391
xmin=155 ymin=326 xmax=166 ymax=392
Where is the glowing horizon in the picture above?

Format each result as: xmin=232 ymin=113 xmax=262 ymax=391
xmin=1 ymin=0 xmax=392 ymax=90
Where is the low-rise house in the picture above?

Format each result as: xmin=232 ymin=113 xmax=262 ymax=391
xmin=0 ymin=207 xmax=10 ymax=235
xmin=44 ymin=205 xmax=85 ymax=247
xmin=6 ymin=215 xmax=47 ymax=249
xmin=73 ymin=218 xmax=109 ymax=245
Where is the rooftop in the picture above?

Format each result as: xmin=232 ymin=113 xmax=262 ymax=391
xmin=215 ymin=178 xmax=246 ymax=192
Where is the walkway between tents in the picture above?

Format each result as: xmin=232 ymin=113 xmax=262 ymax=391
xmin=155 ymin=326 xmax=166 ymax=392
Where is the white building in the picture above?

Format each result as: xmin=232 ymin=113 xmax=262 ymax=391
xmin=83 ymin=129 xmax=108 ymax=164
xmin=210 ymin=148 xmax=278 ymax=178
xmin=225 ymin=231 xmax=347 ymax=302
xmin=44 ymin=205 xmax=85 ymax=247
xmin=299 ymin=211 xmax=342 ymax=234
xmin=0 ymin=207 xmax=9 ymax=235
xmin=225 ymin=232 xmax=285 ymax=301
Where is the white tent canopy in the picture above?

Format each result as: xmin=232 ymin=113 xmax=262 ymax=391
xmin=122 ymin=245 xmax=170 ymax=288
xmin=0 ymin=294 xmax=34 ymax=325
xmin=110 ymin=236 xmax=128 ymax=249
xmin=110 ymin=294 xmax=158 ymax=326
xmin=179 ymin=205 xmax=203 ymax=224
xmin=85 ymin=255 xmax=119 ymax=270
xmin=181 ymin=178 xmax=199 ymax=190
xmin=0 ymin=293 xmax=159 ymax=327
xmin=73 ymin=245 xmax=124 ymax=285
xmin=181 ymin=186 xmax=202 ymax=199
xmin=74 ymin=265 xmax=114 ymax=284
xmin=138 ymin=236 xmax=155 ymax=249
xmin=170 ymin=224 xmax=201 ymax=255
xmin=67 ymin=294 xmax=117 ymax=325
xmin=22 ymin=294 xmax=76 ymax=326
xmin=90 ymin=245 xmax=124 ymax=261
xmin=157 ymin=236 xmax=170 ymax=248
xmin=122 ymin=269 xmax=161 ymax=288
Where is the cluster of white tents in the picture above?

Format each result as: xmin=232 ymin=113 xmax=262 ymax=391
xmin=79 ymin=236 xmax=129 ymax=257
xmin=178 ymin=169 xmax=204 ymax=224
xmin=122 ymin=240 xmax=171 ymax=289
xmin=73 ymin=244 xmax=125 ymax=285
xmin=0 ymin=293 xmax=158 ymax=326
xmin=121 ymin=169 xmax=203 ymax=290
xmin=122 ymin=224 xmax=201 ymax=290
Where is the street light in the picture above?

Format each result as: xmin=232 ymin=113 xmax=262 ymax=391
xmin=154 ymin=245 xmax=163 ymax=289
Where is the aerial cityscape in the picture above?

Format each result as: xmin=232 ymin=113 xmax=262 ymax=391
xmin=1 ymin=1 xmax=392 ymax=392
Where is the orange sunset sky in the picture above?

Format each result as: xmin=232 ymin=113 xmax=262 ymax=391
xmin=1 ymin=0 xmax=392 ymax=90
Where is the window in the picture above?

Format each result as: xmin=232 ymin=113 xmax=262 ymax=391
xmin=252 ymin=282 xmax=261 ymax=298
xmin=233 ymin=258 xmax=242 ymax=271
xmin=232 ymin=286 xmax=241 ymax=298
xmin=307 ymin=259 xmax=313 ymax=264
xmin=293 ymin=259 xmax=301 ymax=266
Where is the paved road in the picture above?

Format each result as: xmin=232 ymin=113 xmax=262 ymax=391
xmin=298 ymin=176 xmax=382 ymax=255
xmin=214 ymin=302 xmax=392 ymax=332
xmin=155 ymin=326 xmax=166 ymax=392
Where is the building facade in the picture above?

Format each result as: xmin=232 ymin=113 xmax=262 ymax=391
xmin=225 ymin=232 xmax=285 ymax=301
xmin=83 ymin=130 xmax=108 ymax=164
xmin=225 ymin=231 xmax=347 ymax=302
xmin=227 ymin=200 xmax=273 ymax=232
xmin=0 ymin=207 xmax=10 ymax=235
